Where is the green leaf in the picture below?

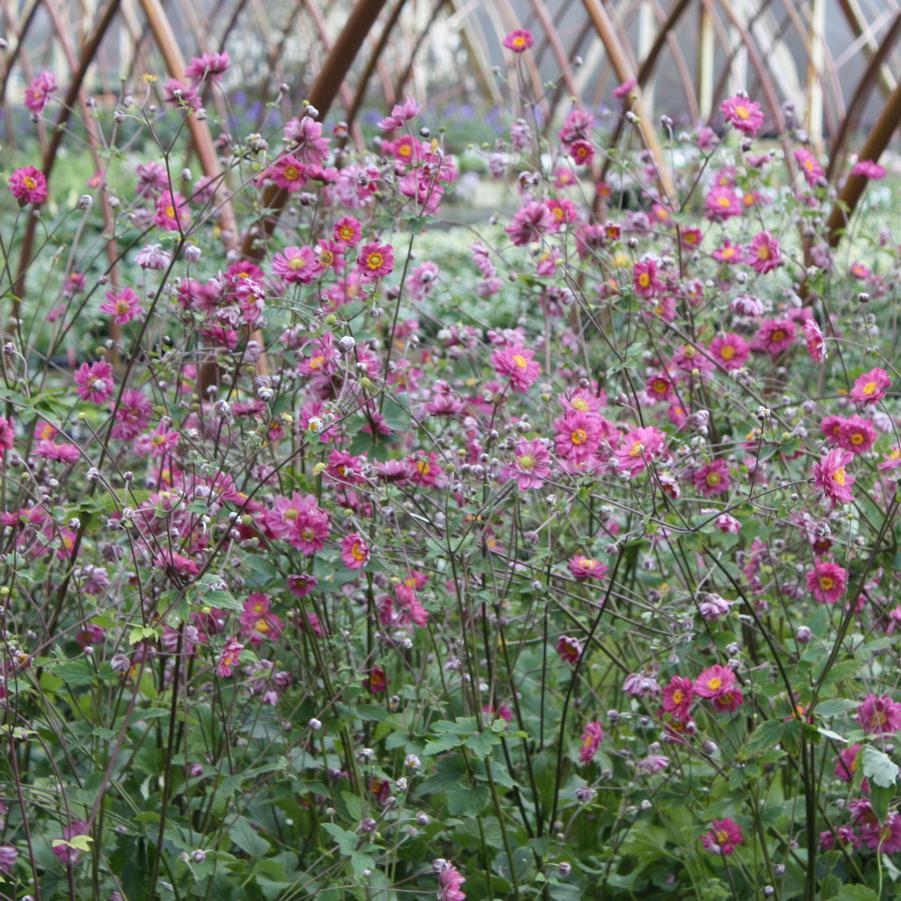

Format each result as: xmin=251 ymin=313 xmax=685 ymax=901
xmin=228 ymin=817 xmax=271 ymax=858
xmin=464 ymin=731 xmax=500 ymax=759
xmin=322 ymin=823 xmax=357 ymax=857
xmin=861 ymin=746 xmax=900 ymax=789
xmin=744 ymin=720 xmax=784 ymax=755
xmin=836 ymin=886 xmax=879 ymax=901
xmin=870 ymin=782 xmax=895 ymax=823
xmin=816 ymin=699 xmax=858 ymax=718
xmin=446 ymin=784 xmax=489 ymax=816
xmin=424 ymin=734 xmax=465 ymax=756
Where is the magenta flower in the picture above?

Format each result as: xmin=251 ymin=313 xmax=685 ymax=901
xmin=273 ymin=245 xmax=323 ymax=284
xmin=52 ymin=819 xmax=90 ymax=864
xmin=264 ymin=155 xmax=307 ymax=192
xmin=568 ymin=555 xmax=609 ymax=581
xmin=74 ymin=360 xmax=114 ymax=404
xmin=111 ymin=389 xmax=151 ymax=440
xmin=557 ymin=635 xmax=582 ymax=665
xmin=0 ymin=416 xmax=14 ymax=458
xmin=614 ymin=427 xmax=667 ymax=478
xmin=702 ymin=818 xmax=744 ymax=856
xmin=8 ymin=166 xmax=48 ymax=205
xmin=0 ymin=845 xmax=17 ymax=874
xmin=794 ymin=148 xmax=824 ymax=186
xmin=434 ymin=859 xmax=466 ymax=901
xmin=803 ymin=319 xmax=827 ymax=363
xmin=834 ymin=743 xmax=862 ymax=783
xmin=851 ymin=159 xmax=885 ymax=179
xmin=813 ymin=448 xmax=855 ymax=507
xmin=502 ymin=438 xmax=550 ymax=489
xmin=333 ymin=216 xmax=362 ymax=246
xmin=567 ymin=139 xmax=594 ymax=166
xmin=806 ymin=561 xmax=847 ymax=604
xmin=185 ymin=50 xmax=230 ymax=84
xmin=340 ymin=533 xmax=370 ymax=570
xmin=356 ymin=241 xmax=394 ymax=279
xmin=613 ymin=78 xmax=637 ymax=99
xmin=578 ymin=721 xmax=604 ymax=764
xmin=693 ymin=459 xmax=731 ymax=497
xmin=858 ymin=693 xmax=901 ymax=735
xmin=148 ymin=422 xmax=180 ymax=458
xmin=662 ymin=675 xmax=694 ymax=721
xmin=705 ymin=186 xmax=742 ymax=222
xmin=491 ymin=345 xmax=540 ymax=393
xmin=850 ymin=367 xmax=891 ymax=405
xmin=694 ymin=665 xmax=743 ymax=711
xmin=154 ymin=190 xmax=190 ymax=231
xmin=24 ymin=70 xmax=57 ymax=114
xmin=267 ymin=492 xmax=331 ymax=554
xmin=554 ymin=410 xmax=604 ymax=464
xmin=505 ymin=201 xmax=555 ymax=246
xmin=710 ymin=333 xmax=749 ymax=371
xmin=747 ymin=230 xmax=782 ymax=273
xmin=837 ymin=416 xmax=876 ymax=455
xmin=502 ymin=28 xmax=534 ymax=52
xmin=239 ymin=593 xmax=284 ymax=644
xmin=720 ymin=94 xmax=764 ymax=135
xmin=283 ymin=115 xmax=331 ymax=164
xmin=755 ymin=318 xmax=796 ymax=357
xmin=99 ymin=287 xmax=144 ymax=325
xmin=633 ymin=258 xmax=662 ymax=298
xmin=164 ymin=78 xmax=200 ymax=110
xmin=217 ymin=637 xmax=244 ymax=677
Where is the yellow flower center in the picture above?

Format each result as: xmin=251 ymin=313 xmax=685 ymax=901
xmin=367 ymin=253 xmax=384 ymax=270
xmin=735 ymin=105 xmax=750 ymax=120
xmin=512 ymin=354 xmax=528 ymax=369
xmin=706 ymin=472 xmax=721 ymax=486
xmin=862 ymin=381 xmax=877 ymax=396
xmin=707 ymin=677 xmax=722 ymax=690
xmin=834 ymin=467 xmax=846 ymax=486
xmin=571 ymin=429 xmax=588 ymax=446
xmin=819 ymin=576 xmax=834 ymax=590
xmin=284 ymin=166 xmax=299 ymax=181
xmin=720 ymin=345 xmax=735 ymax=360
xmin=23 ymin=176 xmax=36 ymax=189
xmin=518 ymin=454 xmax=535 ymax=470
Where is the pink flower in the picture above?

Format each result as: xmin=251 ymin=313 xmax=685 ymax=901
xmin=579 ymin=721 xmax=604 ymax=764
xmin=52 ymin=819 xmax=90 ymax=864
xmin=837 ymin=416 xmax=877 ymax=454
xmin=803 ymin=319 xmax=827 ymax=363
xmin=154 ymin=190 xmax=190 ymax=231
xmin=267 ymin=492 xmax=331 ymax=554
xmin=614 ymin=427 xmax=668 ymax=478
xmin=99 ymin=287 xmax=144 ymax=325
xmin=716 ymin=513 xmax=742 ymax=533
xmin=435 ymin=859 xmax=466 ymax=901
xmin=148 ymin=422 xmax=180 ymax=458
xmin=0 ymin=416 xmax=14 ymax=458
xmin=334 ymin=216 xmax=362 ymax=246
xmin=693 ymin=459 xmax=731 ymax=497
xmin=502 ymin=438 xmax=550 ymax=489
xmin=835 ymin=744 xmax=862 ymax=783
xmin=850 ymin=367 xmax=891 ymax=405
xmin=747 ymin=231 xmax=782 ymax=273
xmin=264 ymin=155 xmax=307 ymax=192
xmin=858 ymin=693 xmax=901 ymax=735
xmin=702 ymin=818 xmax=744 ymax=856
xmin=568 ymin=555 xmax=608 ymax=581
xmin=503 ymin=29 xmax=534 ymax=52
xmin=806 ymin=561 xmax=847 ymax=604
xmin=491 ymin=345 xmax=540 ymax=393
xmin=694 ymin=664 xmax=743 ymax=711
xmin=273 ymin=245 xmax=323 ymax=284
xmin=720 ymin=94 xmax=764 ymax=135
xmin=185 ymin=51 xmax=230 ymax=84
xmin=357 ymin=242 xmax=394 ymax=279
xmin=506 ymin=201 xmax=555 ymax=246
xmin=557 ymin=635 xmax=582 ymax=665
xmin=567 ymin=139 xmax=594 ymax=166
xmin=111 ymin=389 xmax=151 ymax=440
xmin=795 ymin=148 xmax=824 ymax=186
xmin=613 ymin=78 xmax=637 ymax=99
xmin=164 ymin=78 xmax=200 ymax=110
xmin=8 ymin=166 xmax=48 ymax=205
xmin=755 ymin=318 xmax=796 ymax=357
xmin=662 ymin=675 xmax=694 ymax=721
xmin=813 ymin=449 xmax=855 ymax=507
xmin=705 ymin=186 xmax=742 ymax=221
xmin=710 ymin=333 xmax=749 ymax=370
xmin=554 ymin=410 xmax=604 ymax=463
xmin=74 ymin=360 xmax=114 ymax=404
xmin=217 ymin=637 xmax=244 ymax=677
xmin=341 ymin=533 xmax=370 ymax=570
xmin=24 ymin=70 xmax=57 ymax=114
xmin=633 ymin=258 xmax=662 ymax=298
xmin=239 ymin=593 xmax=284 ymax=644
xmin=851 ymin=159 xmax=885 ymax=179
